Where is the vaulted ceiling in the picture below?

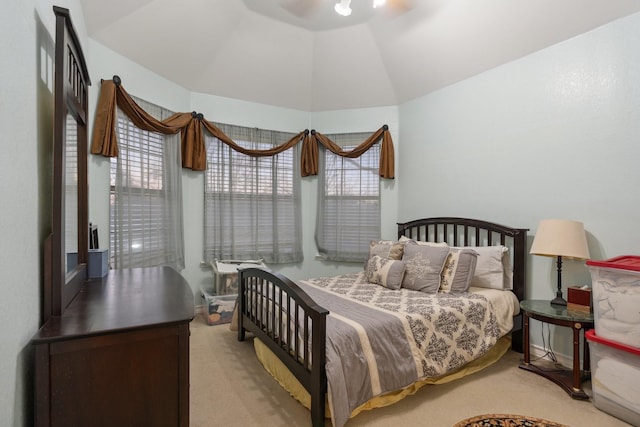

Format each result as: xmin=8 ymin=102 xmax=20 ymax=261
xmin=80 ymin=0 xmax=640 ymax=111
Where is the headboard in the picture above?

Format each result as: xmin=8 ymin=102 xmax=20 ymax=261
xmin=397 ymin=217 xmax=529 ymax=352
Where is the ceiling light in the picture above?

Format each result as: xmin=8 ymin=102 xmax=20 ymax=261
xmin=373 ymin=0 xmax=386 ymax=8
xmin=334 ymin=0 xmax=352 ymax=16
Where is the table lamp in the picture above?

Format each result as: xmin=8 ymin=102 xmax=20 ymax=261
xmin=530 ymin=219 xmax=590 ymax=306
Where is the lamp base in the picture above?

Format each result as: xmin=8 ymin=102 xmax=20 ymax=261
xmin=550 ymin=295 xmax=567 ymax=306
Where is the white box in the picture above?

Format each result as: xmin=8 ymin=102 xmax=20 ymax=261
xmin=586 ymin=330 xmax=640 ymax=426
xmin=67 ymin=249 xmax=109 ymax=278
xmin=88 ymin=249 xmax=109 ymax=278
xmin=211 ymin=260 xmax=266 ymax=295
xmin=587 ymin=256 xmax=640 ymax=348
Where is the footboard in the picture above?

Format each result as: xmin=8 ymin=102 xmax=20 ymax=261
xmin=238 ymin=268 xmax=328 ymax=427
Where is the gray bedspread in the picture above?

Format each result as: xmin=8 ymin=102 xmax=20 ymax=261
xmin=299 ymin=272 xmax=501 ymax=427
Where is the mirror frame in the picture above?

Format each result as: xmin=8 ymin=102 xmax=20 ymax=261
xmin=45 ymin=7 xmax=91 ymax=320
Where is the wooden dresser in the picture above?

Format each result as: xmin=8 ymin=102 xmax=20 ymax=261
xmin=32 ymin=266 xmax=195 ymax=427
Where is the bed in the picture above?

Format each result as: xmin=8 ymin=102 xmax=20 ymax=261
xmin=237 ymin=217 xmax=528 ymax=427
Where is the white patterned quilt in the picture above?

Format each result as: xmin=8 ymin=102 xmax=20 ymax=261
xmin=298 ymin=272 xmax=502 ymax=427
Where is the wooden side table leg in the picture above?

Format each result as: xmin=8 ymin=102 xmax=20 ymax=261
xmin=523 ymin=313 xmax=530 ymax=364
xmin=572 ymin=324 xmax=580 ymax=392
xmin=583 ymin=332 xmax=591 ymax=372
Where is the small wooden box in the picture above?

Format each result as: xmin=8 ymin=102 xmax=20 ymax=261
xmin=568 ymin=285 xmax=592 ymax=312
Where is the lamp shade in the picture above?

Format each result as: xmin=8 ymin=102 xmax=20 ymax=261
xmin=530 ymin=219 xmax=590 ymax=260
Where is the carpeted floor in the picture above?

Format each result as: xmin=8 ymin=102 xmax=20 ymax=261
xmin=189 ymin=315 xmax=632 ymax=427
xmin=453 ymin=413 xmax=570 ymax=427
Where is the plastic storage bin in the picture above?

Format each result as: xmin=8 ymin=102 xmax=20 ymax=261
xmin=211 ymin=260 xmax=266 ymax=295
xmin=587 ymin=256 xmax=640 ymax=348
xmin=201 ymin=287 xmax=237 ymax=326
xmin=586 ymin=330 xmax=640 ymax=426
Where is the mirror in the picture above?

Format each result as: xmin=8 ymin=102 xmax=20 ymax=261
xmin=44 ymin=7 xmax=91 ymax=321
xmin=65 ymin=114 xmax=78 ymax=274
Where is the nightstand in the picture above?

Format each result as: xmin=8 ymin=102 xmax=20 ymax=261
xmin=518 ymin=299 xmax=594 ymax=400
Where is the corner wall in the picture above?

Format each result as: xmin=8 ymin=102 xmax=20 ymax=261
xmin=87 ymin=40 xmax=400 ymax=301
xmin=398 ymin=11 xmax=640 ymax=356
xmin=1 ymin=1 xmax=85 ymax=425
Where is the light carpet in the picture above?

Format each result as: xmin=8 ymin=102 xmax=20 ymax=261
xmin=189 ymin=315 xmax=631 ymax=426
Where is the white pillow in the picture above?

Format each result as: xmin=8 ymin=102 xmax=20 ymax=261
xmin=399 ymin=236 xmax=449 ymax=247
xmin=463 ymin=245 xmax=513 ymax=290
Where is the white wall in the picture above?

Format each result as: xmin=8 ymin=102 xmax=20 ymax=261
xmin=1 ymin=1 xmax=85 ymax=425
xmin=87 ymin=41 xmax=400 ymax=301
xmin=398 ymin=11 xmax=640 ymax=357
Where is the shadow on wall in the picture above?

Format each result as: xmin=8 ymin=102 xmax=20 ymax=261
xmin=14 ymin=344 xmax=34 ymax=427
xmin=20 ymin=10 xmax=56 ymax=427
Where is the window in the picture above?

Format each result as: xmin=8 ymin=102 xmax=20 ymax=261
xmin=316 ymin=132 xmax=380 ymax=262
xmin=204 ymin=124 xmax=302 ymax=264
xmin=110 ymin=98 xmax=184 ymax=270
xmin=65 ymin=114 xmax=78 ymax=259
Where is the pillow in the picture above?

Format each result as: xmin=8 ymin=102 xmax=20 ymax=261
xmin=440 ymin=248 xmax=478 ymax=293
xmin=399 ymin=236 xmax=449 ymax=247
xmin=365 ymin=255 xmax=406 ymax=290
xmin=466 ymin=245 xmax=512 ymax=290
xmin=369 ymin=240 xmax=405 ymax=260
xmin=401 ymin=242 xmax=450 ymax=293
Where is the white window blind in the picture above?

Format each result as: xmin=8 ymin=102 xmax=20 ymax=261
xmin=204 ymin=124 xmax=302 ymax=264
xmin=316 ymin=132 xmax=381 ymax=262
xmin=65 ymin=114 xmax=78 ymax=260
xmin=109 ymin=97 xmax=184 ymax=270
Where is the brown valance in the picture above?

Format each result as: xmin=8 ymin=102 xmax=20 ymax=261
xmin=91 ymin=77 xmax=394 ymax=177
xmin=301 ymin=127 xmax=394 ymax=179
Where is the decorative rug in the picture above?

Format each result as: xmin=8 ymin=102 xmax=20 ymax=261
xmin=453 ymin=413 xmax=570 ymax=427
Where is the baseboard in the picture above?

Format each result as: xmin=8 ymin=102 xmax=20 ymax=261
xmin=529 ymin=343 xmax=572 ymax=368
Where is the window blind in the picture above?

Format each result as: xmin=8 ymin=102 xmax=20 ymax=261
xmin=316 ymin=132 xmax=381 ymax=262
xmin=204 ymin=124 xmax=302 ymax=264
xmin=109 ymin=97 xmax=184 ymax=270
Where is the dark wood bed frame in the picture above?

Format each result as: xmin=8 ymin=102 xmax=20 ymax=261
xmin=238 ymin=217 xmax=528 ymax=427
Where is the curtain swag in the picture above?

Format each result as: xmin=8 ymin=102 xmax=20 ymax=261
xmin=91 ymin=76 xmax=395 ymax=178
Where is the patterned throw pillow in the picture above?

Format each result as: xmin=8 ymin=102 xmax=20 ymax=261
xmin=365 ymin=255 xmax=406 ymax=290
xmin=401 ymin=242 xmax=450 ymax=293
xmin=368 ymin=240 xmax=405 ymax=260
xmin=440 ymin=248 xmax=479 ymax=293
